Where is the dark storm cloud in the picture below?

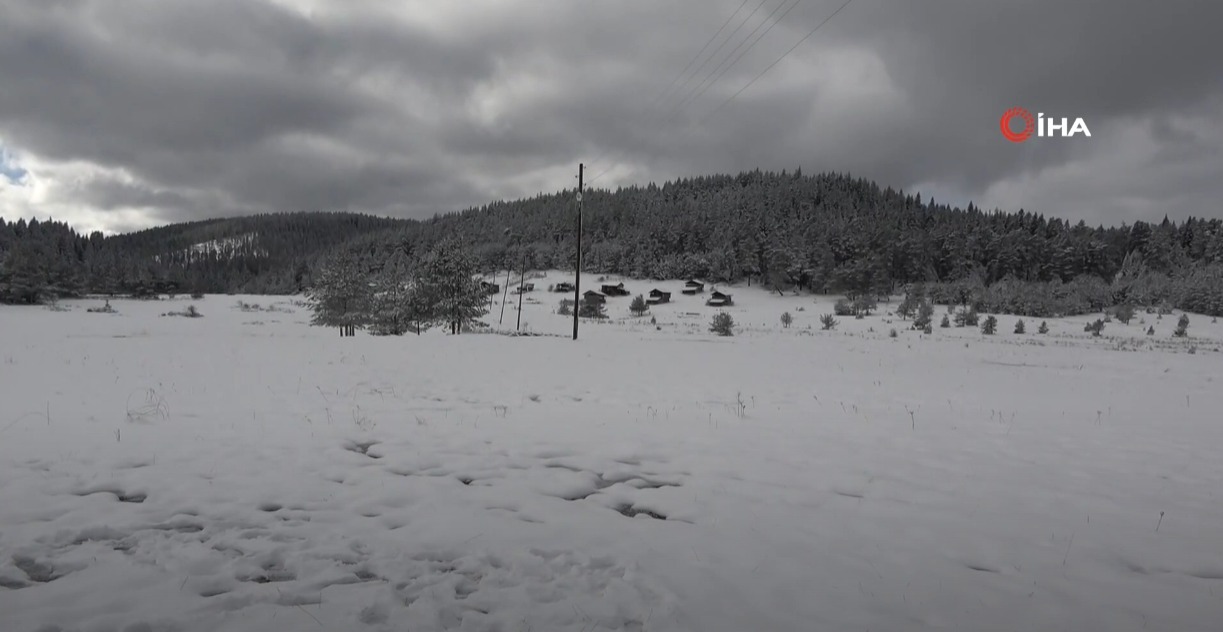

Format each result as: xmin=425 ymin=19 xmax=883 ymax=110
xmin=0 ymin=0 xmax=1220 ymax=232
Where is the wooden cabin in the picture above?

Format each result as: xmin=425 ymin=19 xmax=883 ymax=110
xmin=682 ymin=280 xmax=704 ymax=295
xmin=554 ymin=282 xmax=574 ymax=293
xmin=601 ymin=282 xmax=630 ymax=296
xmin=646 ymin=289 xmax=671 ymax=305
xmin=705 ymin=290 xmax=733 ymax=307
xmin=513 ymin=282 xmax=535 ymax=294
xmin=582 ymin=290 xmax=606 ymax=304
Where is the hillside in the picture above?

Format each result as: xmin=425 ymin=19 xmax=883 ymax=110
xmin=2 ymin=170 xmax=1222 ymax=314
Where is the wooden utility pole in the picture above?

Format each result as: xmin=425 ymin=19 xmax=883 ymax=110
xmin=516 ymin=250 xmax=526 ymax=331
xmin=572 ymin=163 xmax=583 ymax=340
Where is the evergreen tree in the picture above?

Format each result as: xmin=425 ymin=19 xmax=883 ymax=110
xmin=368 ymin=258 xmax=417 ymax=336
xmin=710 ymin=312 xmax=735 ymax=336
xmin=306 ymin=249 xmax=371 ymax=336
xmin=415 ymin=238 xmax=488 ymax=335
xmin=629 ymin=294 xmax=649 ymax=316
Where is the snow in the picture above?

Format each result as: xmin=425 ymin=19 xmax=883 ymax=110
xmin=3 ymin=276 xmax=1223 ymax=632
xmin=154 ymin=233 xmax=266 ymax=263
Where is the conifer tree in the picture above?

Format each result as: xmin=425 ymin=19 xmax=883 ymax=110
xmin=306 ymin=249 xmax=371 ymax=336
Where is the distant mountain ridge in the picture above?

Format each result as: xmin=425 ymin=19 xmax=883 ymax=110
xmin=2 ymin=170 xmax=1222 ymax=314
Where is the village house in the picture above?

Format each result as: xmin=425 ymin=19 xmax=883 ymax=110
xmin=601 ymin=282 xmax=630 ymax=296
xmin=681 ymin=280 xmax=704 ymax=295
xmin=705 ymin=290 xmax=733 ymax=307
xmin=646 ymin=289 xmax=671 ymax=305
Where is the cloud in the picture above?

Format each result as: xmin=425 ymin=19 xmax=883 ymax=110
xmin=0 ymin=0 xmax=1220 ymax=234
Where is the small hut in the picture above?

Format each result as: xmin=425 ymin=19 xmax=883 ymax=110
xmin=705 ymin=290 xmax=733 ymax=307
xmin=582 ymin=290 xmax=606 ymax=304
xmin=646 ymin=289 xmax=671 ymax=305
xmin=555 ymin=282 xmax=574 ymax=293
xmin=682 ymin=280 xmax=704 ymax=295
xmin=601 ymin=282 xmax=630 ymax=296
xmin=481 ymin=281 xmax=500 ymax=295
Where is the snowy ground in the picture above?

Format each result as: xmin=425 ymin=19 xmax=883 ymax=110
xmin=2 ymin=275 xmax=1222 ymax=632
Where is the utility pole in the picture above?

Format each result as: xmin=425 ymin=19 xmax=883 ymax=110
xmin=516 ymin=248 xmax=526 ymax=331
xmin=572 ymin=163 xmax=583 ymax=340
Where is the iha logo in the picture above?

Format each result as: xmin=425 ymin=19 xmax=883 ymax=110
xmin=1000 ymin=108 xmax=1090 ymax=142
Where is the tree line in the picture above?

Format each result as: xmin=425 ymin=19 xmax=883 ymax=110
xmin=3 ymin=169 xmax=1222 ymax=316
xmin=306 ymin=238 xmax=491 ymax=337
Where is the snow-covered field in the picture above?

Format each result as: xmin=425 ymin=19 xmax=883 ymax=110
xmin=2 ymin=275 xmax=1222 ymax=632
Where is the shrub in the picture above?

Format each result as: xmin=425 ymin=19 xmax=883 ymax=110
xmin=853 ymin=295 xmax=878 ymax=316
xmin=579 ymin=300 xmax=607 ymax=319
xmin=87 ymin=300 xmax=116 ymax=314
xmin=1114 ymin=304 xmax=1135 ymax=325
xmin=1173 ymin=314 xmax=1189 ymax=337
xmin=923 ymin=323 xmax=933 ymax=334
xmin=1014 ymin=319 xmax=1025 ymax=334
xmin=820 ymin=313 xmax=838 ymax=330
xmin=1085 ymin=319 xmax=1105 ymax=336
xmin=710 ymin=312 xmax=735 ymax=336
xmin=954 ymin=306 xmax=979 ymax=327
xmin=1147 ymin=325 xmax=1155 ymax=335
xmin=833 ymin=298 xmax=854 ymax=316
xmin=889 ymin=328 xmax=898 ymax=338
xmin=191 ymin=291 xmax=205 ymax=300
xmin=981 ymin=315 xmax=997 ymax=334
xmin=1038 ymin=321 xmax=1049 ymax=334
xmin=940 ymin=314 xmax=951 ymax=328
xmin=913 ymin=301 xmax=935 ymax=330
xmin=557 ymin=299 xmax=573 ymax=316
xmin=780 ymin=311 xmax=793 ymax=328
xmin=629 ymin=294 xmax=649 ymax=316
xmin=186 ymin=305 xmax=202 ymax=318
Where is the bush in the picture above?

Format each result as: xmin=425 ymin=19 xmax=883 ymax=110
xmin=1014 ymin=319 xmax=1025 ymax=334
xmin=710 ymin=312 xmax=735 ymax=336
xmin=87 ymin=300 xmax=116 ymax=314
xmin=982 ymin=315 xmax=997 ymax=334
xmin=923 ymin=323 xmax=933 ymax=334
xmin=579 ymin=300 xmax=607 ymax=319
xmin=913 ymin=301 xmax=934 ymax=330
xmin=186 ymin=305 xmax=201 ymax=318
xmin=954 ymin=306 xmax=979 ymax=327
xmin=889 ymin=328 xmax=898 ymax=338
xmin=1085 ymin=319 xmax=1105 ymax=336
xmin=940 ymin=314 xmax=951 ymax=328
xmin=1173 ymin=314 xmax=1189 ymax=337
xmin=1038 ymin=321 xmax=1049 ymax=334
xmin=853 ymin=295 xmax=878 ymax=316
xmin=191 ymin=291 xmax=205 ymax=300
xmin=629 ymin=294 xmax=649 ymax=316
xmin=820 ymin=313 xmax=838 ymax=330
xmin=557 ymin=299 xmax=573 ymax=316
xmin=1147 ymin=326 xmax=1155 ymax=335
xmin=1114 ymin=303 xmax=1135 ymax=325
xmin=833 ymin=298 xmax=854 ymax=316
xmin=780 ymin=311 xmax=793 ymax=328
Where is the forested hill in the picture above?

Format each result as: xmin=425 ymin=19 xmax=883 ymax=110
xmin=2 ymin=170 xmax=1222 ymax=315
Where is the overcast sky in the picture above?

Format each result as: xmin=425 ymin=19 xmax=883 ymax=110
xmin=1 ymin=0 xmax=1220 ymax=235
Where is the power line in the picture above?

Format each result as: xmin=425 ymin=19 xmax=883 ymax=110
xmin=586 ymin=0 xmax=752 ymax=168
xmin=699 ymin=0 xmax=853 ymax=124
xmin=672 ymin=0 xmax=803 ymax=115
xmin=657 ymin=0 xmax=770 ymax=114
xmin=650 ymin=0 xmax=753 ymax=113
xmin=589 ymin=0 xmax=854 ymax=186
xmin=625 ymin=0 xmax=806 ymax=180
xmin=588 ymin=0 xmax=781 ymax=183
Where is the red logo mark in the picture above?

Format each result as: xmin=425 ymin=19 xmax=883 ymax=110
xmin=1000 ymin=108 xmax=1035 ymax=143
